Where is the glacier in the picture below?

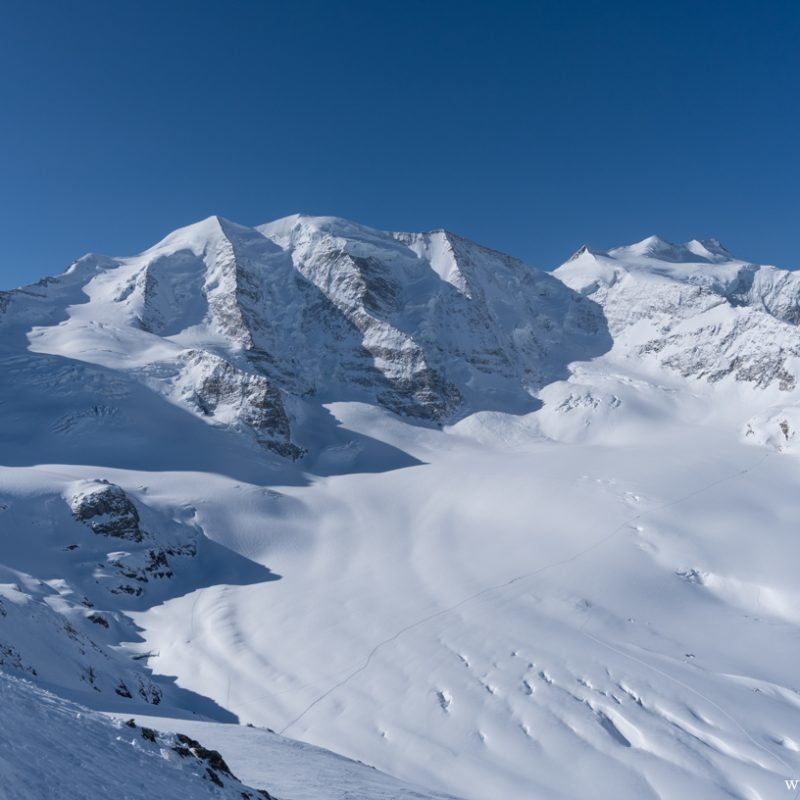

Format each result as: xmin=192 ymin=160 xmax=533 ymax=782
xmin=1 ymin=217 xmax=799 ymax=799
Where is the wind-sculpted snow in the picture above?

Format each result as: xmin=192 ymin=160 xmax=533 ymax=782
xmin=130 ymin=403 xmax=800 ymax=800
xmin=2 ymin=223 xmax=800 ymax=799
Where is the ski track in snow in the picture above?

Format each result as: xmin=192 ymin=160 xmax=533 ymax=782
xmin=5 ymin=220 xmax=800 ymax=799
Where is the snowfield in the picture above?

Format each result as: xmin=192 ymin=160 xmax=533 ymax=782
xmin=0 ymin=672 xmax=455 ymax=800
xmin=1 ymin=216 xmax=799 ymax=799
xmin=0 ymin=673 xmax=270 ymax=800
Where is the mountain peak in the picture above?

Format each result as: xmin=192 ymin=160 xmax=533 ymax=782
xmin=640 ymin=234 xmax=669 ymax=247
xmin=257 ymin=214 xmax=394 ymax=249
xmin=3 ymin=211 xmax=800 ymax=800
xmin=620 ymin=234 xmax=676 ymax=257
xmin=6 ymin=212 xmax=611 ymax=454
xmin=143 ymin=214 xmax=232 ymax=257
xmin=687 ymin=237 xmax=732 ymax=261
xmin=608 ymin=234 xmax=734 ymax=264
xmin=565 ymin=244 xmax=607 ymax=263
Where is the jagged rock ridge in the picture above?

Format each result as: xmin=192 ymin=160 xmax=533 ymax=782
xmin=555 ymin=235 xmax=800 ymax=391
xmin=0 ymin=215 xmax=610 ymax=457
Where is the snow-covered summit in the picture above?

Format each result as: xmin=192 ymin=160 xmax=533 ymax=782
xmin=607 ymin=234 xmax=733 ymax=264
xmin=1 ymin=214 xmax=609 ymax=459
xmin=3 ymin=217 xmax=800 ymax=800
xmin=555 ymin=235 xmax=800 ymax=391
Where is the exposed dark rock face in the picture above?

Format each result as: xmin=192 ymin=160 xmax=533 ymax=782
xmin=170 ymin=731 xmax=274 ymax=795
xmin=175 ymin=733 xmax=235 ymax=779
xmin=65 ymin=480 xmax=201 ymax=603
xmin=556 ymin=242 xmax=800 ymax=393
xmin=0 ymin=641 xmax=37 ymax=676
xmin=377 ymin=366 xmax=463 ymax=420
xmin=118 ymin=719 xmax=274 ymax=797
xmin=180 ymin=350 xmax=303 ymax=459
xmin=69 ymin=480 xmax=145 ymax=542
xmin=244 ymin=221 xmax=610 ymax=421
xmin=6 ymin=214 xmax=613 ymax=456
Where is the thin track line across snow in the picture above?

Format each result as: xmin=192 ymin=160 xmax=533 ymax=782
xmin=24 ymin=454 xmax=794 ymax=787
xmin=279 ymin=450 xmax=773 ymax=737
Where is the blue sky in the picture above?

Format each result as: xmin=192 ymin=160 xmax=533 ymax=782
xmin=1 ymin=0 xmax=798 ymax=287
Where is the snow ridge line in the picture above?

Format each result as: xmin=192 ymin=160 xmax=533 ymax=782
xmin=279 ymin=450 xmax=773 ymax=736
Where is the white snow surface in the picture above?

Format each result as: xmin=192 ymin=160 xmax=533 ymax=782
xmin=122 ymin=712 xmax=460 ymax=800
xmin=1 ymin=223 xmax=800 ymax=799
xmin=0 ymin=672 xmax=453 ymax=800
xmin=0 ymin=673 xmax=271 ymax=800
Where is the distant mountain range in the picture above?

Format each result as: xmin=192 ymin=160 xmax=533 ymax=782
xmin=1 ymin=216 xmax=799 ymax=800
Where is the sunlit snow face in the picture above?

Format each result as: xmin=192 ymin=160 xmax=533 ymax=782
xmin=2 ymin=219 xmax=800 ymax=800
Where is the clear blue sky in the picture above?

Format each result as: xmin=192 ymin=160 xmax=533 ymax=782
xmin=1 ymin=0 xmax=798 ymax=288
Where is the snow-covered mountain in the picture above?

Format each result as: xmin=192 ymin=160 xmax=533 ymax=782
xmin=553 ymin=235 xmax=800 ymax=450
xmin=4 ymin=214 xmax=607 ymax=462
xmin=1 ymin=220 xmax=800 ymax=800
xmin=556 ymin=235 xmax=800 ymax=391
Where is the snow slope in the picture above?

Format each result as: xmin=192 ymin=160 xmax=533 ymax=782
xmin=13 ymin=214 xmax=608 ymax=454
xmin=2 ymin=223 xmax=800 ymax=799
xmin=0 ymin=672 xmax=269 ymax=800
xmin=124 ymin=711 xmax=460 ymax=800
xmin=131 ymin=404 xmax=800 ymax=800
xmin=1 ymin=671 xmax=455 ymax=800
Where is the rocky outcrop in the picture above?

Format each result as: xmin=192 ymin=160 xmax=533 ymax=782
xmin=642 ymin=314 xmax=800 ymax=391
xmin=251 ymin=217 xmax=609 ymax=419
xmin=555 ymin=238 xmax=800 ymax=393
xmin=106 ymin=542 xmax=197 ymax=590
xmin=0 ymin=583 xmax=164 ymax=706
xmin=118 ymin=720 xmax=274 ymax=797
xmin=743 ymin=405 xmax=800 ymax=451
xmin=175 ymin=350 xmax=303 ymax=459
xmin=15 ymin=213 xmax=612 ymax=448
xmin=66 ymin=480 xmax=199 ymax=599
xmin=69 ymin=480 xmax=145 ymax=541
